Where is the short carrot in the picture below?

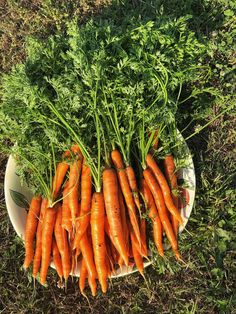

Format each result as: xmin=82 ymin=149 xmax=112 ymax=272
xmin=52 ymin=162 xmax=69 ymax=199
xmin=40 ymin=204 xmax=58 ymax=285
xmin=111 ymin=149 xmax=141 ymax=247
xmin=90 ymin=192 xmax=107 ymax=293
xmin=23 ymin=195 xmax=42 ymax=269
xmin=146 ymin=153 xmax=183 ymax=225
xmin=103 ymin=168 xmax=129 ymax=266
xmin=143 ymin=168 xmax=180 ymax=259
xmin=52 ymin=238 xmax=63 ymax=280
xmin=163 ymin=154 xmax=179 ymax=237
xmin=130 ymin=225 xmax=144 ymax=276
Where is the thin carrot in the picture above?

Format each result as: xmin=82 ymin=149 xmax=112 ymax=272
xmin=54 ymin=204 xmax=71 ymax=281
xmin=130 ymin=225 xmax=144 ymax=276
xmin=118 ymin=189 xmax=129 ymax=265
xmin=143 ymin=168 xmax=180 ymax=259
xmin=52 ymin=238 xmax=63 ymax=280
xmin=23 ymin=195 xmax=42 ymax=269
xmin=141 ymin=179 xmax=164 ymax=257
xmin=103 ymin=168 xmax=129 ymax=266
xmin=32 ymin=198 xmax=47 ymax=278
xmin=62 ymin=182 xmax=72 ymax=233
xmin=163 ymin=154 xmax=179 ymax=236
xmin=125 ymin=166 xmax=141 ymax=210
xmin=146 ymin=153 xmax=183 ymax=224
xmin=73 ymin=160 xmax=92 ymax=249
xmin=68 ymin=158 xmax=82 ymax=227
xmin=80 ymin=231 xmax=97 ymax=280
xmin=111 ymin=149 xmax=141 ymax=247
xmin=79 ymin=258 xmax=87 ymax=294
xmin=40 ymin=204 xmax=58 ymax=285
xmin=90 ymin=192 xmax=107 ymax=293
xmin=52 ymin=162 xmax=69 ymax=199
xmin=88 ymin=273 xmax=97 ymax=297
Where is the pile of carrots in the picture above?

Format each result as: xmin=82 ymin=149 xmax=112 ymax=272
xmin=23 ymin=144 xmax=185 ymax=296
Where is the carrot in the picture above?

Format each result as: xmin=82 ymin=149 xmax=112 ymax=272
xmin=54 ymin=204 xmax=71 ymax=281
xmin=88 ymin=273 xmax=97 ymax=297
xmin=52 ymin=162 xmax=69 ymax=199
xmin=143 ymin=168 xmax=180 ymax=259
xmin=146 ymin=153 xmax=183 ymax=224
xmin=90 ymin=192 xmax=107 ymax=293
xmin=125 ymin=166 xmax=141 ymax=211
xmin=68 ymin=158 xmax=82 ymax=226
xmin=79 ymin=258 xmax=87 ymax=294
xmin=111 ymin=149 xmax=141 ymax=247
xmin=140 ymin=217 xmax=148 ymax=258
xmin=163 ymin=154 xmax=179 ymax=236
xmin=118 ymin=189 xmax=129 ymax=265
xmin=130 ymin=225 xmax=144 ymax=276
xmin=73 ymin=160 xmax=92 ymax=249
xmin=32 ymin=198 xmax=47 ymax=278
xmin=80 ymin=231 xmax=97 ymax=280
xmin=62 ymin=182 xmax=72 ymax=233
xmin=40 ymin=204 xmax=58 ymax=285
xmin=141 ymin=179 xmax=164 ymax=256
xmin=52 ymin=238 xmax=63 ymax=280
xmin=23 ymin=195 xmax=42 ymax=269
xmin=103 ymin=168 xmax=129 ymax=266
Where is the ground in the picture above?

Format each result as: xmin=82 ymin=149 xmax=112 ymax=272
xmin=0 ymin=1 xmax=235 ymax=313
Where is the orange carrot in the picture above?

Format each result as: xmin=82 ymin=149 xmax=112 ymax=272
xmin=40 ymin=204 xmax=58 ymax=285
xmin=54 ymin=204 xmax=71 ymax=281
xmin=88 ymin=273 xmax=97 ymax=296
xmin=130 ymin=225 xmax=144 ymax=276
xmin=143 ymin=168 xmax=180 ymax=259
xmin=125 ymin=166 xmax=141 ymax=210
xmin=80 ymin=231 xmax=97 ymax=280
xmin=111 ymin=150 xmax=141 ymax=247
xmin=52 ymin=238 xmax=63 ymax=280
xmin=23 ymin=196 xmax=42 ymax=269
xmin=62 ymin=182 xmax=72 ymax=233
xmin=103 ymin=168 xmax=129 ymax=266
xmin=90 ymin=192 xmax=107 ymax=293
xmin=163 ymin=154 xmax=179 ymax=236
xmin=79 ymin=258 xmax=87 ymax=294
xmin=68 ymin=158 xmax=82 ymax=226
xmin=52 ymin=162 xmax=69 ymax=199
xmin=141 ymin=179 xmax=164 ymax=256
xmin=146 ymin=153 xmax=183 ymax=224
xmin=73 ymin=160 xmax=92 ymax=249
xmin=118 ymin=189 xmax=129 ymax=264
xmin=32 ymin=198 xmax=47 ymax=278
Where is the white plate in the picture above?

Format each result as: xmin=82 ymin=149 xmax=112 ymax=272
xmin=4 ymin=137 xmax=195 ymax=278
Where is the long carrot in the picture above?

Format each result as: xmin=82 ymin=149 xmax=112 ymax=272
xmin=88 ymin=273 xmax=97 ymax=297
xmin=73 ymin=160 xmax=92 ymax=249
xmin=146 ymin=153 xmax=183 ymax=224
xmin=125 ymin=166 xmax=141 ymax=211
xmin=62 ymin=182 xmax=72 ymax=233
xmin=68 ymin=158 xmax=82 ymax=227
xmin=52 ymin=162 xmax=69 ymax=199
xmin=79 ymin=231 xmax=97 ymax=280
xmin=118 ymin=189 xmax=129 ymax=262
xmin=40 ymin=204 xmax=58 ymax=285
xmin=90 ymin=192 xmax=107 ymax=293
xmin=130 ymin=225 xmax=144 ymax=276
xmin=163 ymin=154 xmax=179 ymax=237
xmin=54 ymin=204 xmax=71 ymax=281
xmin=143 ymin=168 xmax=180 ymax=259
xmin=111 ymin=149 xmax=141 ymax=247
xmin=103 ymin=168 xmax=129 ymax=266
xmin=23 ymin=195 xmax=42 ymax=269
xmin=32 ymin=198 xmax=47 ymax=278
xmin=52 ymin=238 xmax=63 ymax=280
xmin=141 ymin=179 xmax=164 ymax=257
xmin=79 ymin=258 xmax=87 ymax=294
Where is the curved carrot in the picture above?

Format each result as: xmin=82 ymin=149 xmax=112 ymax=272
xmin=32 ymin=198 xmax=47 ymax=277
xmin=163 ymin=154 xmax=179 ymax=236
xmin=130 ymin=225 xmax=144 ymax=276
xmin=141 ymin=179 xmax=164 ymax=256
xmin=79 ymin=258 xmax=87 ymax=294
xmin=111 ymin=150 xmax=141 ymax=247
xmin=68 ymin=158 xmax=82 ymax=226
xmin=40 ymin=204 xmax=58 ymax=285
xmin=52 ymin=238 xmax=63 ymax=280
xmin=73 ymin=160 xmax=92 ymax=249
xmin=125 ymin=166 xmax=141 ymax=210
xmin=90 ymin=192 xmax=107 ymax=293
xmin=54 ymin=204 xmax=71 ymax=281
xmin=62 ymin=182 xmax=72 ymax=233
xmin=23 ymin=195 xmax=42 ymax=269
xmin=146 ymin=153 xmax=183 ymax=224
xmin=103 ymin=168 xmax=129 ymax=266
xmin=80 ymin=231 xmax=97 ymax=280
xmin=143 ymin=169 xmax=180 ymax=259
xmin=52 ymin=162 xmax=69 ymax=199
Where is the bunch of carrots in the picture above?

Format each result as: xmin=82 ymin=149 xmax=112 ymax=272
xmin=23 ymin=141 xmax=185 ymax=296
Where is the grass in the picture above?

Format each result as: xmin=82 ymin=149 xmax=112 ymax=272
xmin=0 ymin=0 xmax=235 ymax=313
